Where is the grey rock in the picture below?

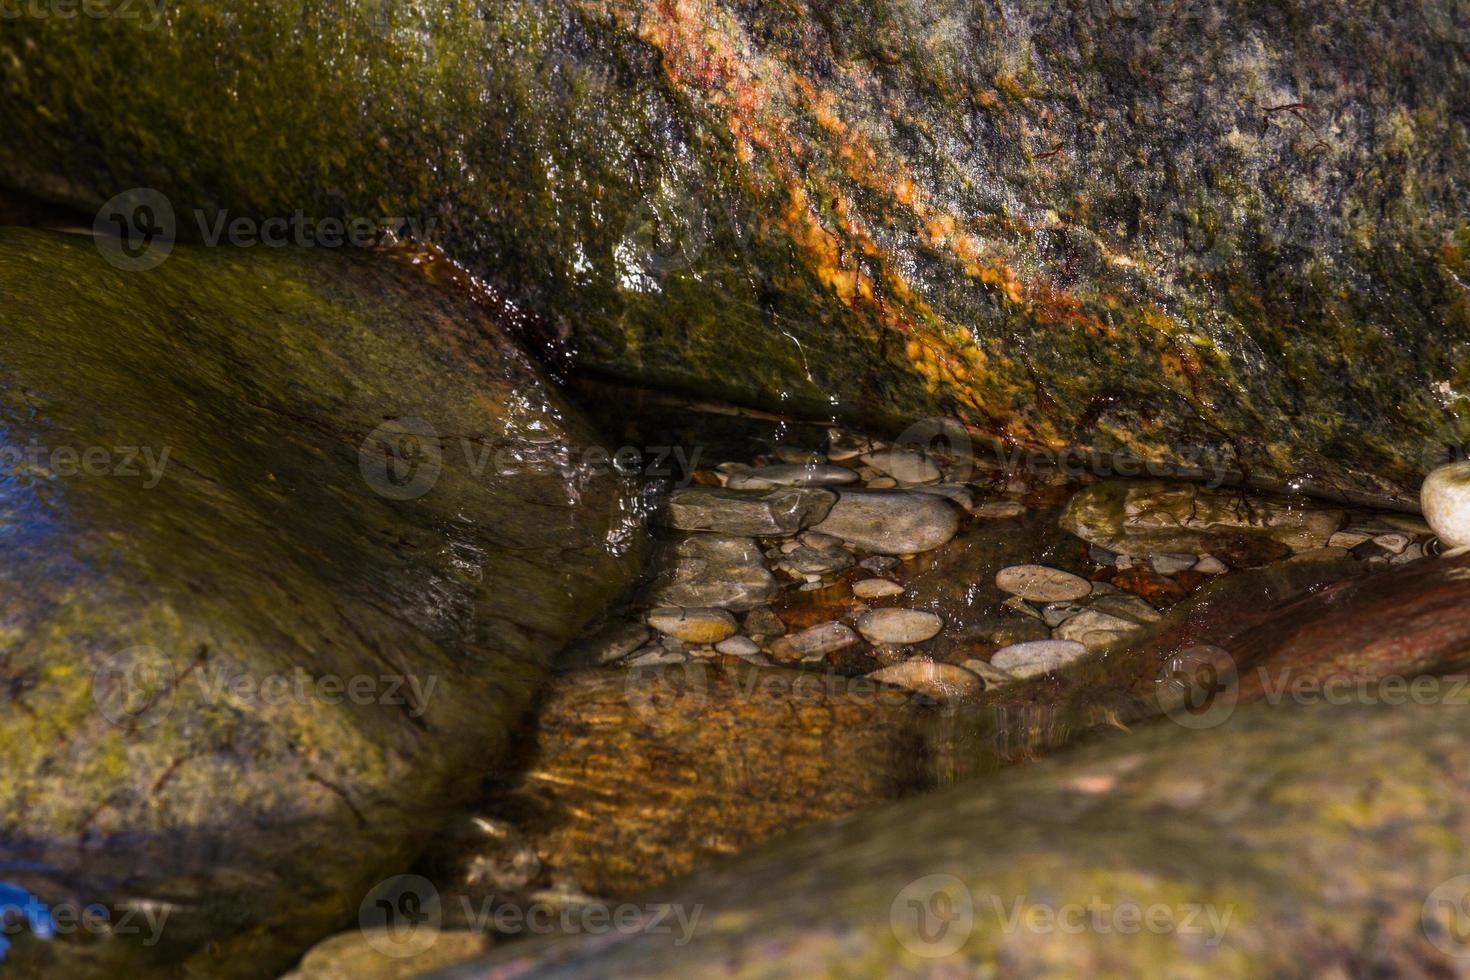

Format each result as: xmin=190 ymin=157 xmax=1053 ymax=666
xmin=714 ymin=636 xmax=761 ymax=657
xmin=725 ymin=464 xmax=859 ymax=490
xmin=770 ymin=622 xmax=862 ymax=662
xmin=1149 ymin=553 xmax=1198 ymax=576
xmin=560 ymin=620 xmax=653 ymax=669
xmin=1040 ymin=602 xmax=1086 ymax=628
xmin=778 ymin=543 xmax=855 ymax=576
xmin=990 ymin=639 xmax=1090 ymax=679
xmin=1053 ymin=609 xmax=1146 ymax=652
xmin=910 ymin=482 xmax=977 ymax=511
xmin=811 ymin=490 xmax=961 ymax=555
xmin=852 ymin=578 xmax=906 ymax=599
xmin=994 ymin=564 xmax=1093 ymax=603
xmin=742 ymin=607 xmax=786 ymax=638
xmin=647 ymin=536 xmax=778 ymax=611
xmin=668 ymin=486 xmax=835 ymax=536
xmin=855 ymin=609 xmax=944 ymax=645
xmin=860 ymin=449 xmax=941 ymax=484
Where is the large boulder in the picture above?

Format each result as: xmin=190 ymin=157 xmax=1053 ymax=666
xmin=433 ymin=694 xmax=1470 ymax=977
xmin=0 ymin=229 xmax=640 ymax=976
xmin=430 ymin=663 xmax=929 ymax=902
xmin=1 ymin=1 xmax=1466 ymax=501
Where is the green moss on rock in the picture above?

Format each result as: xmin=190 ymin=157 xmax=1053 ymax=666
xmin=0 ymin=229 xmax=641 ymax=977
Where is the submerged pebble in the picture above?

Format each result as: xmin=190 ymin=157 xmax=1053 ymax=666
xmin=866 ymin=661 xmax=982 ymax=701
xmin=725 ymin=464 xmax=859 ymax=490
xmin=647 ymin=607 xmax=738 ymax=644
xmin=648 ymin=536 xmax=778 ymax=611
xmin=990 ymin=639 xmax=1089 ymax=678
xmin=860 ymin=449 xmax=941 ymax=484
xmin=856 ymin=608 xmax=943 ymax=645
xmin=770 ymin=622 xmax=862 ymax=662
xmin=668 ymin=486 xmax=835 ymax=536
xmin=852 ymin=578 xmax=905 ymax=599
xmin=995 ymin=564 xmax=1092 ymax=603
xmin=811 ymin=490 xmax=961 ymax=555
xmin=714 ymin=635 xmax=761 ymax=657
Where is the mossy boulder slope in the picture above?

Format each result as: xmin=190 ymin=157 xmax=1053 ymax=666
xmin=0 ymin=229 xmax=640 ymax=976
xmin=2 ymin=0 xmax=1468 ymax=501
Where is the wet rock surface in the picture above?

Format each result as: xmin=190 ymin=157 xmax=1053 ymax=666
xmin=667 ymin=486 xmax=834 ymax=535
xmin=4 ymin=2 xmax=1466 ymax=500
xmin=811 ymin=490 xmax=962 ymax=555
xmin=433 ymin=664 xmax=928 ymax=901
xmin=446 ymin=696 xmax=1470 ymax=979
xmin=0 ymin=230 xmax=641 ymax=978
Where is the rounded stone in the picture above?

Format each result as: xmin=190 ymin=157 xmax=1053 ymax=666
xmin=865 ymin=661 xmax=982 ymax=702
xmin=853 ymin=578 xmax=905 ymax=599
xmin=989 ymin=639 xmax=1090 ymax=678
xmin=714 ymin=635 xmax=761 ymax=657
xmin=725 ymin=464 xmax=860 ymax=490
xmin=994 ymin=564 xmax=1093 ymax=602
xmin=647 ymin=607 xmax=739 ymax=644
xmin=860 ymin=449 xmax=941 ymax=484
xmin=1422 ymin=462 xmax=1470 ymax=549
xmin=855 ymin=608 xmax=944 ymax=645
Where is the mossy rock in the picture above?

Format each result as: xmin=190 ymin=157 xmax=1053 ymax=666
xmin=0 ymin=229 xmax=641 ymax=977
xmin=2 ymin=0 xmax=1468 ymax=501
xmin=437 ymin=695 xmax=1470 ymax=977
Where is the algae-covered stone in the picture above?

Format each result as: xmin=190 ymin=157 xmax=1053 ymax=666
xmin=1062 ymin=480 xmax=1344 ymax=556
xmin=438 ymin=697 xmax=1470 ymax=978
xmin=2 ymin=1 xmax=1465 ymax=502
xmin=434 ymin=664 xmax=927 ymax=900
xmin=0 ymin=230 xmax=640 ymax=977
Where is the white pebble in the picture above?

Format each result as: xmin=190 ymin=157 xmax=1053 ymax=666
xmin=1422 ymin=462 xmax=1470 ymax=549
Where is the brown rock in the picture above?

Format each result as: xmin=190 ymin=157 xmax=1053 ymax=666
xmin=446 ymin=665 xmax=928 ymax=899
